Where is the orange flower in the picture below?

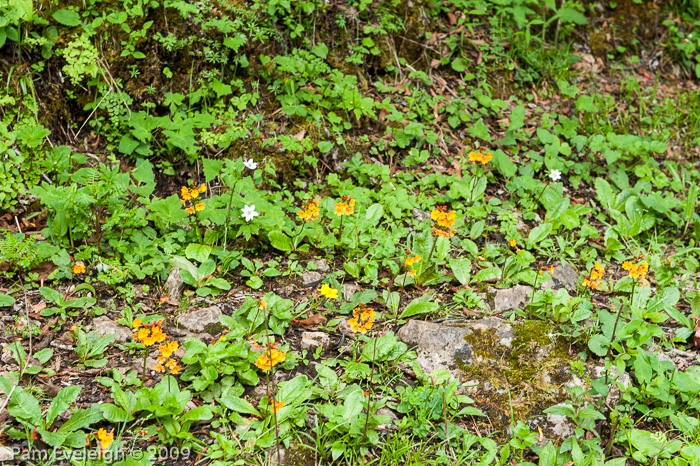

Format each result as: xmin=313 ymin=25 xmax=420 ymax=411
xmin=467 ymin=151 xmax=492 ymax=165
xmin=255 ymin=347 xmax=286 ymax=371
xmin=430 ymin=206 xmax=457 ymax=237
xmin=509 ymin=239 xmax=517 ymax=248
xmin=194 ymin=202 xmax=205 ymax=212
xmin=133 ymin=321 xmax=167 ymax=347
xmin=348 ymin=303 xmax=375 ymax=334
xmin=96 ymin=428 xmax=114 ymax=450
xmin=334 ymin=196 xmax=356 ymax=216
xmin=259 ymin=299 xmax=268 ymax=310
xmin=405 ymin=255 xmax=421 ymax=267
xmin=73 ymin=263 xmax=86 ymax=274
xmin=583 ymin=262 xmax=605 ymax=290
xmin=298 ymin=200 xmax=320 ymax=222
xmin=270 ymin=398 xmax=285 ymax=413
xmin=158 ymin=340 xmax=179 ymax=359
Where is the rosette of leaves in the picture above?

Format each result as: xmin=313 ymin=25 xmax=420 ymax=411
xmin=170 ymin=244 xmax=231 ymax=297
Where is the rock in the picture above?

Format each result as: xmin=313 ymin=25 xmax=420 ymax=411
xmin=301 ymin=332 xmax=331 ymax=352
xmin=1 ymin=347 xmax=14 ymax=364
xmin=342 ymin=283 xmax=362 ymax=300
xmin=464 ymin=317 xmax=515 ymax=349
xmin=145 ymin=357 xmax=159 ymax=371
xmin=592 ymin=365 xmax=631 ymax=403
xmin=493 ymin=285 xmax=532 ymax=312
xmin=175 ymin=306 xmax=222 ymax=333
xmin=377 ymin=407 xmax=398 ymax=421
xmin=165 ymin=268 xmax=185 ymax=303
xmin=0 ymin=446 xmax=14 ymax=461
xmin=184 ymin=400 xmax=197 ymax=412
xmin=91 ymin=317 xmax=132 ymax=343
xmin=397 ymin=320 xmax=472 ymax=376
xmin=412 ymin=208 xmax=430 ymax=223
xmin=551 ymin=262 xmax=578 ymax=292
xmin=311 ymin=259 xmax=330 ymax=273
xmin=528 ymin=404 xmax=575 ymax=439
xmin=302 ymin=271 xmax=323 ymax=287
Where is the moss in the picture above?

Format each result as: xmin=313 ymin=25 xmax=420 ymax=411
xmin=461 ymin=320 xmax=578 ymax=434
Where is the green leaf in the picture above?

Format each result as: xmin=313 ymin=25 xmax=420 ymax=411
xmin=220 ymin=395 xmax=260 ymax=415
xmin=449 ymin=258 xmax=472 ymax=286
xmin=268 ymin=230 xmax=292 ymax=252
xmin=0 ymin=293 xmax=15 ymax=307
xmin=527 ymin=223 xmax=552 ymax=246
xmin=451 ymin=57 xmax=468 ymax=72
xmin=468 ymin=119 xmax=491 ymax=142
xmin=52 ymin=9 xmax=80 ymax=26
xmin=147 ymin=195 xmax=189 ymax=224
xmin=556 ymin=7 xmax=588 ymax=25
xmin=588 ymin=334 xmax=610 ymax=357
xmin=101 ymin=403 xmax=129 ymax=422
xmin=185 ymin=243 xmax=212 ymax=263
xmin=46 ymin=386 xmax=81 ymax=426
xmin=538 ymin=442 xmax=557 ymax=466
xmin=364 ymin=204 xmax=384 ymax=225
xmin=400 ymin=296 xmax=438 ymax=319
xmin=8 ymin=388 xmax=42 ymax=426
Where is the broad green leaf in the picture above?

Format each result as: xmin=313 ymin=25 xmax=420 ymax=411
xmin=268 ymin=230 xmax=292 ymax=252
xmin=0 ymin=293 xmax=15 ymax=307
xmin=449 ymin=258 xmax=471 ymax=286
xmin=527 ymin=223 xmax=552 ymax=245
xmin=52 ymin=9 xmax=80 ymax=26
xmin=185 ymin=243 xmax=212 ymax=263
xmin=400 ymin=296 xmax=438 ymax=319
xmin=47 ymin=386 xmax=81 ymax=426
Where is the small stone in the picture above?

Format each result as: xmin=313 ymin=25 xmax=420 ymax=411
xmin=343 ymin=283 xmax=362 ymax=300
xmin=1 ymin=347 xmax=14 ymax=364
xmin=464 ymin=317 xmax=515 ymax=349
xmin=412 ymin=208 xmax=430 ymax=223
xmin=301 ymin=332 xmax=331 ymax=352
xmin=377 ymin=407 xmax=398 ymax=421
xmin=91 ymin=317 xmax=132 ymax=343
xmin=0 ymin=446 xmax=14 ymax=461
xmin=184 ymin=401 xmax=197 ymax=412
xmin=493 ymin=285 xmax=532 ymax=312
xmin=302 ymin=271 xmax=323 ymax=287
xmin=165 ymin=268 xmax=185 ymax=303
xmin=175 ymin=306 xmax=222 ymax=333
xmin=145 ymin=357 xmax=159 ymax=371
xmin=552 ymin=262 xmax=578 ymax=292
xmin=397 ymin=320 xmax=472 ymax=376
xmin=545 ymin=403 xmax=575 ymax=437
xmin=312 ymin=258 xmax=330 ymax=273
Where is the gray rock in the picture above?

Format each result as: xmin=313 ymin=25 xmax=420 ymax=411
xmin=464 ymin=317 xmax=515 ymax=349
xmin=165 ymin=268 xmax=185 ymax=303
xmin=545 ymin=403 xmax=575 ymax=437
xmin=184 ymin=400 xmax=197 ymax=413
xmin=412 ymin=208 xmax=431 ymax=223
xmin=397 ymin=320 xmax=472 ymax=376
xmin=343 ymin=283 xmax=362 ymax=300
xmin=552 ymin=262 xmax=578 ymax=292
xmin=145 ymin=357 xmax=159 ymax=371
xmin=0 ymin=446 xmax=14 ymax=461
xmin=493 ymin=285 xmax=533 ymax=312
xmin=301 ymin=332 xmax=331 ymax=352
xmin=302 ymin=271 xmax=323 ymax=287
xmin=91 ymin=317 xmax=132 ymax=343
xmin=312 ymin=259 xmax=330 ymax=273
xmin=175 ymin=306 xmax=222 ymax=333
xmin=1 ymin=346 xmax=14 ymax=364
xmin=377 ymin=407 xmax=398 ymax=421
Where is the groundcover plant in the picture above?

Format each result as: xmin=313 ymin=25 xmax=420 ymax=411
xmin=2 ymin=0 xmax=700 ymax=464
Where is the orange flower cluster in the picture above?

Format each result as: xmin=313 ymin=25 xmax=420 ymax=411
xmin=155 ymin=340 xmax=182 ymax=374
xmin=583 ymin=263 xmax=605 ymax=290
xmin=269 ymin=397 xmax=285 ymax=413
xmin=180 ymin=182 xmax=206 ymax=215
xmin=348 ymin=303 xmax=375 ymax=334
xmin=72 ymin=263 xmax=86 ymax=274
xmin=622 ymin=257 xmax=649 ymax=287
xmin=405 ymin=254 xmax=421 ymax=277
xmin=468 ymin=151 xmax=493 ymax=165
xmin=133 ymin=319 xmax=167 ymax=347
xmin=430 ymin=206 xmax=457 ymax=238
xmin=334 ymin=196 xmax=355 ymax=216
xmin=96 ymin=428 xmax=114 ymax=450
xmin=255 ymin=342 xmax=286 ymax=371
xmin=297 ymin=200 xmax=320 ymax=222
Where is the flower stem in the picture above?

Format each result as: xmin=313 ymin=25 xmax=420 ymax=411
xmin=604 ymin=280 xmax=634 ymax=385
xmin=223 ymin=188 xmax=235 ymax=250
xmin=141 ymin=351 xmax=147 ymax=387
xmin=363 ymin=336 xmax=378 ymax=441
xmin=424 ymin=235 xmax=438 ymax=275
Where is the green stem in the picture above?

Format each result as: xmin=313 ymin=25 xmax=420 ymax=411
xmin=223 ymin=187 xmax=236 ymax=250
xmin=141 ymin=351 xmax=147 ymax=387
xmin=425 ymin=235 xmax=438 ymax=273
xmin=363 ymin=336 xmax=378 ymax=441
xmin=604 ymin=281 xmax=633 ymax=385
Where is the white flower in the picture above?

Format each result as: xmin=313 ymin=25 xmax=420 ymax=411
xmin=241 ymin=204 xmax=259 ymax=222
xmin=243 ymin=158 xmax=258 ymax=170
xmin=549 ymin=169 xmax=562 ymax=182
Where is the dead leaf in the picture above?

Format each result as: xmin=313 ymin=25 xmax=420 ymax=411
xmin=292 ymin=129 xmax=306 ymax=141
xmin=297 ymin=313 xmax=327 ymax=327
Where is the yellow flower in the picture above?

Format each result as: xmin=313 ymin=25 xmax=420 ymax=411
xmin=298 ymin=200 xmax=320 ymax=222
xmin=132 ymin=319 xmax=142 ymax=329
xmin=181 ymin=186 xmax=192 ymax=201
xmin=468 ymin=151 xmax=481 ymax=162
xmin=255 ymin=347 xmax=286 ymax=371
xmin=409 ymin=269 xmax=417 ymax=277
xmin=259 ymin=299 xmax=268 ymax=310
xmin=73 ymin=263 xmax=86 ymax=274
xmin=334 ymin=196 xmax=355 ymax=216
xmin=69 ymin=326 xmax=77 ymax=332
xmin=194 ymin=202 xmax=205 ymax=212
xmin=481 ymin=152 xmax=493 ymax=164
xmin=97 ymin=428 xmax=114 ymax=450
xmin=583 ymin=262 xmax=605 ymax=290
xmin=185 ymin=207 xmax=196 ymax=214
xmin=509 ymin=239 xmax=517 ymax=248
xmin=430 ymin=206 xmax=457 ymax=237
xmin=133 ymin=321 xmax=167 ymax=347
xmin=270 ymin=398 xmax=285 ymax=413
xmin=165 ymin=358 xmax=181 ymax=374
xmin=318 ymin=284 xmax=338 ymax=299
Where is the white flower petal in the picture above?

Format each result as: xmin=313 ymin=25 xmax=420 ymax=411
xmin=549 ymin=169 xmax=562 ymax=182
xmin=243 ymin=158 xmax=258 ymax=170
xmin=241 ymin=204 xmax=259 ymax=222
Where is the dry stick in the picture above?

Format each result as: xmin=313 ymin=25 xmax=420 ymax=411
xmin=263 ymin=309 xmax=281 ymax=465
xmin=362 ymin=336 xmax=378 ymax=441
